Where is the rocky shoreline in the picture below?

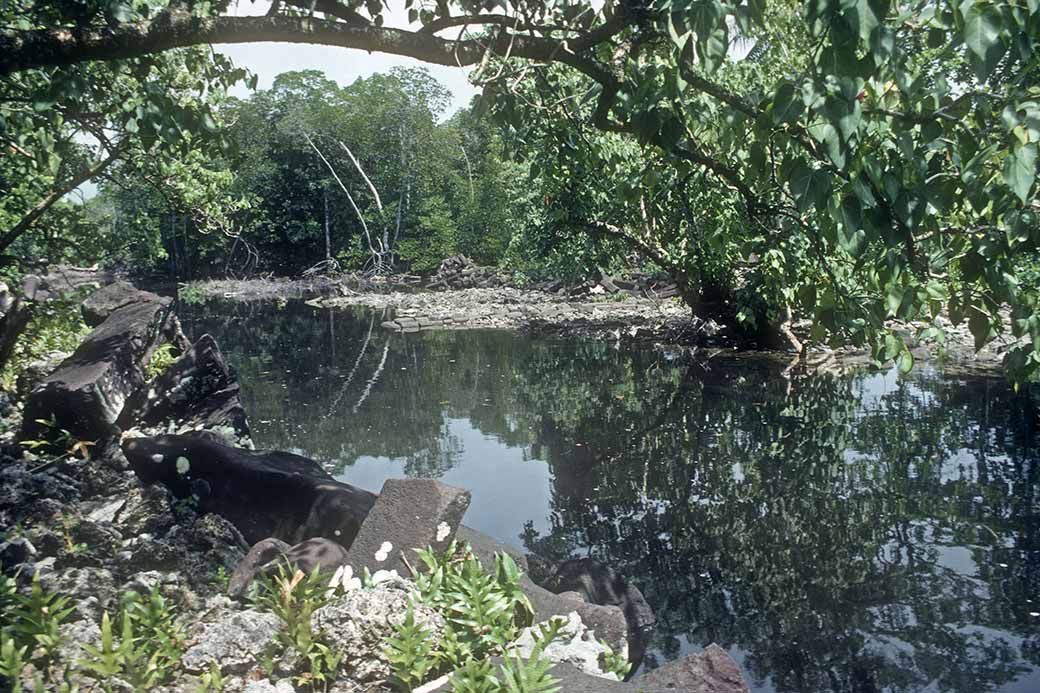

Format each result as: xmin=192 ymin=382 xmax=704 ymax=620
xmin=0 ymin=281 xmax=748 ymax=692
xmin=186 ymin=274 xmax=1020 ymax=375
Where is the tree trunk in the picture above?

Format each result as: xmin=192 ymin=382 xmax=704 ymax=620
xmin=324 ymin=187 xmax=331 ymax=263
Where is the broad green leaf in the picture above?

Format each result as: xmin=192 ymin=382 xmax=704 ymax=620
xmin=1002 ymin=142 xmax=1037 ymax=204
xmin=960 ymin=0 xmax=1006 ymax=79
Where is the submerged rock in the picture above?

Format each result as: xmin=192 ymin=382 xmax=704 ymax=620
xmin=634 ymin=644 xmax=749 ymax=692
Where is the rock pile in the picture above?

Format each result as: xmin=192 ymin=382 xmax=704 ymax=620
xmin=529 ymin=272 xmax=682 ymax=300
xmin=426 ymin=255 xmax=507 ymax=290
xmin=0 ymin=280 xmax=748 ymax=693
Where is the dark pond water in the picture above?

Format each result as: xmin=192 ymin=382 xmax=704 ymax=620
xmin=181 ymin=298 xmax=1040 ymax=693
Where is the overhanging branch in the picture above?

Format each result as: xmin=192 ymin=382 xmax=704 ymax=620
xmin=0 ymin=13 xmax=618 ymax=85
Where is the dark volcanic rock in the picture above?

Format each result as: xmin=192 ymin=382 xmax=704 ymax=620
xmin=277 ymin=537 xmax=349 ymax=577
xmin=81 ymin=281 xmax=167 ymax=328
xmin=521 ymin=576 xmax=630 ymax=656
xmin=22 ymin=287 xmax=174 ymax=441
xmin=228 ymin=538 xmax=291 ymax=597
xmin=547 ymin=557 xmax=656 ymax=665
xmin=635 ymin=644 xmax=749 ymax=692
xmin=344 ymin=477 xmax=470 ymax=576
xmin=121 ymin=434 xmax=377 ymax=546
xmin=456 ymin=525 xmax=528 ymax=574
xmin=120 ymin=333 xmax=250 ymax=445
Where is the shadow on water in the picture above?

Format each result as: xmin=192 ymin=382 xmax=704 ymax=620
xmin=181 ymin=298 xmax=1040 ymax=693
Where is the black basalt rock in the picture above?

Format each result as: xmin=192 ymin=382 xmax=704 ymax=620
xmin=121 ymin=434 xmax=377 ymax=547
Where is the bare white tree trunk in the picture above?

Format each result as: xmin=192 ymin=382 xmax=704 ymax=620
xmin=304 ymin=133 xmax=376 ymax=257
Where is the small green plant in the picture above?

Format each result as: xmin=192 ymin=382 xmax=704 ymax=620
xmin=445 ymin=617 xmax=565 ymax=693
xmin=177 ymin=283 xmax=209 ymax=305
xmin=251 ymin=562 xmax=340 ymax=691
xmin=599 ymin=640 xmax=632 ymax=680
xmin=0 ymin=631 xmax=29 ymax=693
xmin=196 ymin=661 xmax=225 ymax=691
xmin=146 ymin=342 xmax=178 ymax=380
xmin=211 ymin=565 xmax=229 ymax=591
xmin=6 ymin=577 xmax=75 ymax=669
xmin=385 ymin=542 xmax=540 ymax=690
xmin=385 ymin=606 xmax=436 ymax=690
xmin=20 ymin=416 xmax=95 ymax=470
xmin=79 ymin=588 xmax=185 ymax=691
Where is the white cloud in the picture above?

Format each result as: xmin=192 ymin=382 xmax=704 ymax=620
xmin=219 ymin=1 xmax=480 ymax=115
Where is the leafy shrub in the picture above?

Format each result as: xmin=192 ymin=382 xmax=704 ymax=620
xmin=79 ymin=588 xmax=185 ymax=690
xmin=0 ymin=290 xmax=90 ymax=393
xmin=145 ymin=342 xmax=178 ymax=381
xmin=385 ymin=541 xmax=563 ymax=692
xmin=250 ymin=562 xmax=341 ymax=691
xmin=177 ymin=283 xmax=209 ymax=305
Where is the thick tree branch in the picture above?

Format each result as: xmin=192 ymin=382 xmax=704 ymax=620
xmin=0 ymin=140 xmax=128 ymax=253
xmin=0 ymin=14 xmax=615 ymax=86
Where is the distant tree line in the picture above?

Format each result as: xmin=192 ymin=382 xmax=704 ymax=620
xmin=85 ymin=67 xmax=535 ymax=278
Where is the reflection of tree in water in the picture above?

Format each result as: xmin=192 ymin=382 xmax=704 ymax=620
xmin=184 ymin=300 xmax=1040 ymax=692
xmin=518 ymin=362 xmax=1040 ymax=692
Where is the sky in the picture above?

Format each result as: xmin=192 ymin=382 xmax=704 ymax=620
xmin=73 ymin=1 xmax=480 ymax=199
xmin=220 ymin=1 xmax=480 ymax=114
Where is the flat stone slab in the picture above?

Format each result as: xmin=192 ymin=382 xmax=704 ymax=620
xmin=121 ymin=434 xmax=377 ymax=547
xmin=120 ymin=333 xmax=250 ymax=445
xmin=23 ymin=288 xmax=174 ymax=440
xmin=81 ymin=280 xmax=168 ymax=327
xmin=344 ymin=477 xmax=470 ymax=576
xmin=635 ymin=644 xmax=749 ymax=692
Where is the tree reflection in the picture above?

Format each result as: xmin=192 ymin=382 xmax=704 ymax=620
xmin=184 ymin=299 xmax=1040 ymax=692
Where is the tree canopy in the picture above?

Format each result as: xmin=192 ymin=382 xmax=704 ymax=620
xmin=2 ymin=0 xmax=1039 ymax=377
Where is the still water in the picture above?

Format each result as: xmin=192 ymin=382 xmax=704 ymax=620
xmin=182 ymin=299 xmax=1040 ymax=693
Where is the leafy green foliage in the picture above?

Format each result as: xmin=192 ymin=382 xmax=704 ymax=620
xmin=79 ymin=588 xmax=185 ymax=690
xmin=145 ymin=342 xmax=178 ymax=381
xmin=385 ymin=605 xmax=437 ymax=690
xmin=385 ymin=541 xmax=549 ymax=690
xmin=5 ymin=578 xmax=75 ymax=667
xmin=442 ymin=616 xmax=566 ymax=693
xmin=0 ymin=290 xmax=90 ymax=394
xmin=250 ymin=562 xmax=341 ymax=690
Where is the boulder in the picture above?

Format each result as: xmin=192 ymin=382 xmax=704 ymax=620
xmin=22 ymin=287 xmax=175 ymax=441
xmin=120 ymin=434 xmax=377 ymax=546
xmin=521 ymin=576 xmax=630 ymax=658
xmin=81 ymin=281 xmax=168 ymax=327
xmin=118 ymin=511 xmax=247 ymax=591
xmin=227 ymin=538 xmax=291 ymax=597
xmin=181 ymin=608 xmax=283 ymax=675
xmin=545 ymin=557 xmax=656 ymax=665
xmin=455 ymin=525 xmax=528 ymax=574
xmin=635 ymin=644 xmax=749 ymax=693
xmin=40 ymin=567 xmax=117 ymax=621
xmin=312 ymin=583 xmax=446 ymax=684
xmin=344 ymin=477 xmax=470 ymax=577
xmin=119 ymin=334 xmax=250 ymax=446
xmin=228 ymin=537 xmax=349 ymax=596
xmin=510 ymin=611 xmax=620 ymax=680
